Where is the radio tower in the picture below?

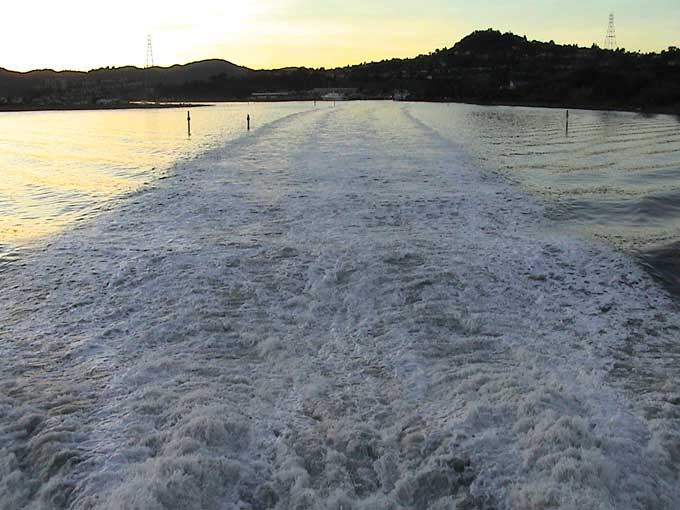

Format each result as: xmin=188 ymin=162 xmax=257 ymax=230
xmin=145 ymin=34 xmax=154 ymax=69
xmin=145 ymin=35 xmax=154 ymax=103
xmin=604 ymin=13 xmax=617 ymax=50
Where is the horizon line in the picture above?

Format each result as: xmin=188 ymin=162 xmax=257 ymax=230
xmin=2 ymin=29 xmax=676 ymax=75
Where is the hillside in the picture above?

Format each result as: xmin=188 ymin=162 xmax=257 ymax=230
xmin=137 ymin=30 xmax=680 ymax=113
xmin=0 ymin=59 xmax=252 ymax=106
xmin=331 ymin=29 xmax=680 ymax=111
xmin=2 ymin=30 xmax=680 ymax=113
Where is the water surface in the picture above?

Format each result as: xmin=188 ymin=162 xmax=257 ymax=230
xmin=408 ymin=103 xmax=680 ymax=295
xmin=2 ymin=102 xmax=679 ymax=509
xmin=0 ymin=102 xmax=314 ymax=248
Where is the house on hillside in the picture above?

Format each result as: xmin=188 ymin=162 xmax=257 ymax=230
xmin=312 ymin=88 xmax=358 ymax=101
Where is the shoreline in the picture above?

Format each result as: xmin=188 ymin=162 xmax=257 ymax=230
xmin=3 ymin=97 xmax=679 ymax=117
xmin=0 ymin=102 xmax=210 ymax=113
xmin=229 ymin=97 xmax=680 ymax=116
xmin=419 ymin=98 xmax=680 ymax=117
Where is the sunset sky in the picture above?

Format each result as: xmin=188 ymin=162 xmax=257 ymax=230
xmin=3 ymin=0 xmax=679 ymax=72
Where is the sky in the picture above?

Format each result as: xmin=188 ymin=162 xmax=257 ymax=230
xmin=2 ymin=0 xmax=679 ymax=72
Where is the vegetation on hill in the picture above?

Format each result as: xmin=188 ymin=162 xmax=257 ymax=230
xmin=2 ymin=30 xmax=680 ymax=112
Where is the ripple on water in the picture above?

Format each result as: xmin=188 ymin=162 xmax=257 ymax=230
xmin=637 ymin=242 xmax=680 ymax=298
xmin=407 ymin=103 xmax=680 ymax=302
xmin=0 ymin=249 xmax=21 ymax=275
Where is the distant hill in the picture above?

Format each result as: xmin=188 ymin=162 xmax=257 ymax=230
xmin=453 ymin=30 xmax=532 ymax=54
xmin=321 ymin=29 xmax=680 ymax=112
xmin=137 ymin=59 xmax=253 ymax=84
xmin=2 ymin=30 xmax=680 ymax=113
xmin=0 ymin=59 xmax=253 ymax=104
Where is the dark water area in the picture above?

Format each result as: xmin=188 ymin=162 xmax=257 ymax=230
xmin=407 ymin=103 xmax=680 ymax=300
xmin=550 ymin=191 xmax=680 ymax=227
xmin=637 ymin=243 xmax=680 ymax=299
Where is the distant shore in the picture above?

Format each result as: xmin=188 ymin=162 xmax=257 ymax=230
xmin=0 ymin=102 xmax=209 ymax=113
xmin=2 ymin=98 xmax=678 ymax=118
xmin=418 ymin=98 xmax=680 ymax=117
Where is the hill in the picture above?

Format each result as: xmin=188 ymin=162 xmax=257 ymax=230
xmin=0 ymin=59 xmax=252 ymax=106
xmin=2 ymin=30 xmax=680 ymax=113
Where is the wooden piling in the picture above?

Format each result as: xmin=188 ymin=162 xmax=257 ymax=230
xmin=187 ymin=111 xmax=191 ymax=137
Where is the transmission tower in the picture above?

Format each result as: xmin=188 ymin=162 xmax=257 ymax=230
xmin=604 ymin=13 xmax=617 ymax=50
xmin=144 ymin=35 xmax=155 ymax=103
xmin=145 ymin=34 xmax=154 ymax=69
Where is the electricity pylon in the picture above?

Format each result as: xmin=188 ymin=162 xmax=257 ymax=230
xmin=604 ymin=13 xmax=617 ymax=50
xmin=145 ymin=35 xmax=154 ymax=103
xmin=146 ymin=35 xmax=154 ymax=69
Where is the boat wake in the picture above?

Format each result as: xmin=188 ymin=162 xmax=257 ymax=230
xmin=1 ymin=103 xmax=679 ymax=510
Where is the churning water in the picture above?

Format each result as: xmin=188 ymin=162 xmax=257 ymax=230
xmin=3 ymin=102 xmax=680 ymax=291
xmin=1 ymin=102 xmax=679 ymax=509
xmin=407 ymin=103 xmax=680 ymax=295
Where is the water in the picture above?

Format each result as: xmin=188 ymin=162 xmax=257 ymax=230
xmin=406 ymin=103 xmax=680 ymax=295
xmin=0 ymin=102 xmax=315 ymax=250
xmin=4 ymin=102 xmax=680 ymax=292
xmin=1 ymin=102 xmax=680 ymax=509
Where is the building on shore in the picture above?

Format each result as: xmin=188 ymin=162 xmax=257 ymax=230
xmin=250 ymin=91 xmax=301 ymax=101
xmin=312 ymin=88 xmax=358 ymax=101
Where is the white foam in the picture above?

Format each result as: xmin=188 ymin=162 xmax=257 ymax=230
xmin=1 ymin=102 xmax=679 ymax=509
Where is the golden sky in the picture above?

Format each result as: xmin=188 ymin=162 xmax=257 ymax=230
xmin=3 ymin=0 xmax=679 ymax=72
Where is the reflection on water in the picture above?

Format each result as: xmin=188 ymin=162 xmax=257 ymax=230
xmin=408 ymin=103 xmax=680 ymax=295
xmin=4 ymin=101 xmax=680 ymax=295
xmin=0 ymin=249 xmax=20 ymax=275
xmin=0 ymin=102 xmax=313 ymax=247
